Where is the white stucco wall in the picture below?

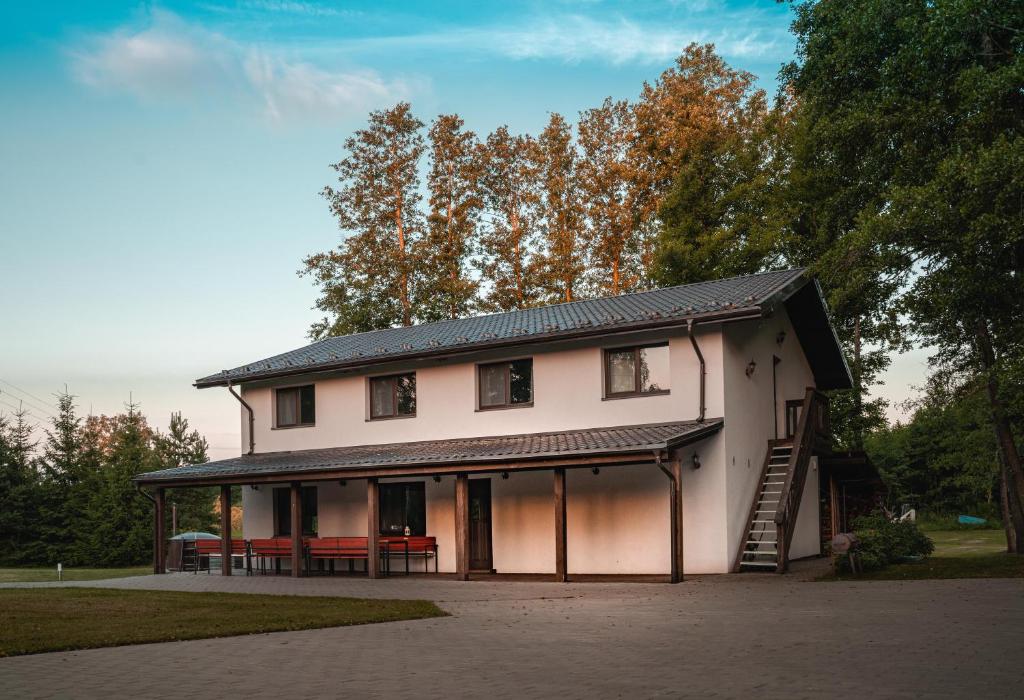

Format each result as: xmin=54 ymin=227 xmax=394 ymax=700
xmin=236 ymin=307 xmax=827 ymax=575
xmin=721 ymin=309 xmax=820 ymax=567
xmin=236 ymin=326 xmax=724 ymax=454
xmin=789 ymin=457 xmax=822 ymax=560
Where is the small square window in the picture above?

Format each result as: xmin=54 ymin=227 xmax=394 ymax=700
xmin=479 ymin=359 xmax=533 ymax=409
xmin=604 ymin=345 xmax=670 ymax=398
xmin=276 ymin=385 xmax=315 ymax=427
xmin=370 ymin=373 xmax=416 ymax=419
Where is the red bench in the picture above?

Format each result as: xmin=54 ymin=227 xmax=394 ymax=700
xmin=380 ymin=536 xmax=439 ymax=574
xmin=249 ymin=537 xmax=297 ymax=575
xmin=306 ymin=537 xmax=390 ymax=576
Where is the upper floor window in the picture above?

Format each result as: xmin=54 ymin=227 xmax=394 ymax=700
xmin=604 ymin=344 xmax=670 ymax=398
xmin=479 ymin=358 xmax=533 ymax=409
xmin=370 ymin=373 xmax=416 ymax=419
xmin=276 ymin=384 xmax=315 ymax=428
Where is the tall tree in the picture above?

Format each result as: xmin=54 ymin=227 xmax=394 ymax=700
xmin=419 ymin=114 xmax=483 ymax=321
xmin=577 ymin=98 xmax=647 ymax=295
xmin=0 ymin=409 xmax=38 ymax=565
xmin=304 ymin=102 xmax=426 ymax=337
xmin=153 ymin=412 xmax=213 ymax=537
xmin=785 ymin=0 xmax=1024 ymax=547
xmin=478 ymin=126 xmax=544 ymax=311
xmin=35 ymin=392 xmax=86 ymax=564
xmin=536 ymin=112 xmax=585 ymax=303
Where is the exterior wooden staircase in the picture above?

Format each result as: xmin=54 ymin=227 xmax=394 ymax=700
xmin=735 ymin=388 xmax=831 ymax=573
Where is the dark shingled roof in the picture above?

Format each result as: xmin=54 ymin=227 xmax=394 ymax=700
xmin=196 ymin=268 xmax=809 ymax=388
xmin=135 ymin=419 xmax=723 ymax=484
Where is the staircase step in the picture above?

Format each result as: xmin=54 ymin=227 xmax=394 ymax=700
xmin=740 ymin=561 xmax=778 ymax=568
xmin=745 ymin=540 xmax=778 ymax=545
xmin=742 ymin=550 xmax=778 ymax=556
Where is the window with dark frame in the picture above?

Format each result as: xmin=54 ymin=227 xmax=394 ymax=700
xmin=378 ymin=482 xmax=426 ymax=536
xmin=478 ymin=358 xmax=533 ymax=409
xmin=604 ymin=344 xmax=670 ymax=398
xmin=273 ymin=486 xmax=318 ymax=536
xmin=275 ymin=384 xmax=315 ymax=427
xmin=369 ymin=373 xmax=416 ymax=419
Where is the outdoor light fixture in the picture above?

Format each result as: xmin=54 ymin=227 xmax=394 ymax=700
xmin=745 ymin=360 xmax=757 ymax=377
xmin=339 ymin=479 xmax=347 ymax=487
xmin=692 ymin=453 xmax=701 ymax=469
xmin=592 ymin=467 xmax=600 ymax=475
xmin=776 ymin=330 xmax=786 ymax=345
xmin=501 ymin=471 xmax=509 ymax=480
xmin=249 ymin=484 xmax=259 ymax=491
xmin=432 ymin=475 xmax=441 ymax=483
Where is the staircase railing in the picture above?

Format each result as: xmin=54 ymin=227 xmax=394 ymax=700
xmin=732 ymin=443 xmax=777 ymax=572
xmin=773 ymin=387 xmax=829 ymax=573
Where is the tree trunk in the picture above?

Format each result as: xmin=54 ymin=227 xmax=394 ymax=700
xmin=395 ymin=191 xmax=411 ymax=326
xmin=999 ymin=453 xmax=1018 ymax=553
xmin=976 ymin=320 xmax=1024 ymax=552
xmin=851 ymin=316 xmax=863 ymax=450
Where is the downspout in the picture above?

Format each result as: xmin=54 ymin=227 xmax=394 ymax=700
xmin=687 ymin=319 xmax=706 ymax=423
xmin=228 ymin=383 xmax=255 ymax=455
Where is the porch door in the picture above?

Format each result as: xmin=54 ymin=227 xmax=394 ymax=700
xmin=468 ymin=478 xmax=493 ymax=571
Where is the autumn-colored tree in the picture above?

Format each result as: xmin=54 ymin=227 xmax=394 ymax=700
xmin=577 ymin=98 xmax=647 ymax=295
xmin=153 ymin=412 xmax=214 ymax=537
xmin=304 ymin=102 xmax=426 ymax=337
xmin=478 ymin=126 xmax=544 ymax=311
xmin=536 ymin=112 xmax=585 ymax=303
xmin=419 ymin=114 xmax=483 ymax=321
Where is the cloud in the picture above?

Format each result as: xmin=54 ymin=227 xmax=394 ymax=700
xmin=68 ymin=10 xmax=416 ymax=124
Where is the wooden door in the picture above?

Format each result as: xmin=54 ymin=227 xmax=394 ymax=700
xmin=468 ymin=478 xmax=493 ymax=571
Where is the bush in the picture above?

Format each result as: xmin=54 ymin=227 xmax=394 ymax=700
xmin=843 ymin=512 xmax=935 ymax=572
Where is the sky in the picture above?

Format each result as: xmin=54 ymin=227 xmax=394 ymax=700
xmin=0 ymin=1 xmax=929 ymax=460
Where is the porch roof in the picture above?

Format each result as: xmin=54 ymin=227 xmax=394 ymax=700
xmin=135 ymin=419 xmax=723 ymax=487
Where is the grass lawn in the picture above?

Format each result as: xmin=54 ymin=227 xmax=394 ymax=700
xmin=0 ymin=566 xmax=151 ymax=583
xmin=821 ymin=529 xmax=1024 ymax=581
xmin=0 ymin=588 xmax=446 ymax=657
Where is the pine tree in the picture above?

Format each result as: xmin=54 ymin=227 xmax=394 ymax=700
xmin=0 ymin=408 xmax=39 ymax=565
xmin=35 ymin=391 xmax=85 ymax=565
xmin=478 ymin=126 xmax=544 ymax=311
xmin=154 ymin=412 xmax=214 ymax=537
xmin=83 ymin=404 xmax=157 ymax=566
xmin=536 ymin=112 xmax=585 ymax=303
xmin=418 ymin=114 xmax=483 ymax=321
xmin=577 ymin=98 xmax=647 ymax=295
xmin=304 ymin=102 xmax=427 ymax=337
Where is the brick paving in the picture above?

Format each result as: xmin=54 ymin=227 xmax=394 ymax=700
xmin=2 ymin=569 xmax=1023 ymax=699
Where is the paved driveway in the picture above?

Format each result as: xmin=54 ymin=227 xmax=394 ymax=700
xmin=2 ymin=570 xmax=1023 ymax=699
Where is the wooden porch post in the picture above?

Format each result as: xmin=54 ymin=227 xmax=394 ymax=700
xmin=290 ymin=481 xmax=303 ymax=578
xmin=154 ymin=487 xmax=166 ymax=575
xmin=669 ymin=457 xmax=684 ymax=583
xmin=367 ymin=478 xmax=380 ymax=579
xmin=220 ymin=485 xmax=232 ymax=576
xmin=455 ymin=474 xmax=469 ymax=580
xmin=554 ymin=468 xmax=567 ymax=582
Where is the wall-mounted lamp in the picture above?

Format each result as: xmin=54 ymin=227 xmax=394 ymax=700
xmin=591 ymin=467 xmax=600 ymax=475
xmin=776 ymin=330 xmax=787 ymax=346
xmin=745 ymin=360 xmax=757 ymax=378
xmin=249 ymin=484 xmax=259 ymax=491
xmin=692 ymin=453 xmax=701 ymax=470
xmin=339 ymin=479 xmax=347 ymax=487
xmin=432 ymin=475 xmax=442 ymax=483
xmin=501 ymin=471 xmax=509 ymax=480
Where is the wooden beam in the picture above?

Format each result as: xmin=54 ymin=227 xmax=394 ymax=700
xmin=554 ymin=468 xmax=567 ymax=582
xmin=367 ymin=478 xmax=380 ymax=579
xmin=455 ymin=474 xmax=469 ymax=580
xmin=220 ymin=485 xmax=232 ymax=576
xmin=290 ymin=481 xmax=303 ymax=578
xmin=669 ymin=458 xmax=684 ymax=583
xmin=154 ymin=487 xmax=165 ymax=575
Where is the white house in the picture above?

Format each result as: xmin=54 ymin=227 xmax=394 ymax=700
xmin=137 ymin=268 xmax=855 ymax=580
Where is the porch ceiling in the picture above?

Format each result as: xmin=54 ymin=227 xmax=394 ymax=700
xmin=134 ymin=419 xmax=723 ymax=487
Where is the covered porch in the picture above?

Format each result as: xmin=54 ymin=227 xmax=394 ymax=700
xmin=136 ymin=419 xmax=723 ymax=583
